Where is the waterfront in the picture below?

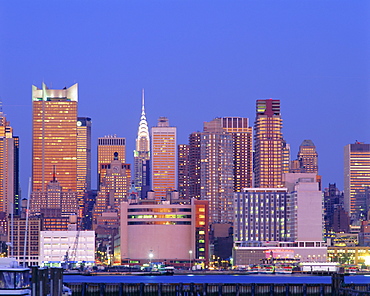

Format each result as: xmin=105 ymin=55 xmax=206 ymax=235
xmin=64 ymin=274 xmax=370 ymax=284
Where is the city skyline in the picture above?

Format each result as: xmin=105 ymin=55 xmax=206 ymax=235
xmin=1 ymin=1 xmax=369 ymax=194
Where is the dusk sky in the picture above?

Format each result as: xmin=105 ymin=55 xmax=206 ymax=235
xmin=1 ymin=1 xmax=369 ymax=194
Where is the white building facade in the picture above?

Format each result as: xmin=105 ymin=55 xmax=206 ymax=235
xmin=39 ymin=230 xmax=95 ymax=267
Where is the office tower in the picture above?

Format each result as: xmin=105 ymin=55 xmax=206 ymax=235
xmin=134 ymin=90 xmax=150 ymax=197
xmin=94 ymin=152 xmax=131 ymax=222
xmin=77 ymin=117 xmax=92 ymax=217
xmin=178 ymin=144 xmax=190 ymax=199
xmin=297 ymin=140 xmax=318 ymax=173
xmin=344 ymin=142 xmax=370 ymax=215
xmin=0 ymin=106 xmax=19 ymax=216
xmin=217 ymin=117 xmax=253 ymax=191
xmin=32 ymin=83 xmax=78 ymax=192
xmin=97 ymin=135 xmax=126 ymax=190
xmin=234 ymin=188 xmax=290 ymax=242
xmin=254 ymin=99 xmax=284 ymax=188
xmin=151 ymin=117 xmax=177 ymax=200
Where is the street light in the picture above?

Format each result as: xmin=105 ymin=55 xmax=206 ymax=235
xmin=189 ymin=250 xmax=193 ymax=271
xmin=149 ymin=251 xmax=153 ymax=265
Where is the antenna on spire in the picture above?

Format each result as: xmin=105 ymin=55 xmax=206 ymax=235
xmin=141 ymin=89 xmax=145 ymax=113
xmin=0 ymin=101 xmax=2 ymax=113
xmin=52 ymin=165 xmax=56 ymax=181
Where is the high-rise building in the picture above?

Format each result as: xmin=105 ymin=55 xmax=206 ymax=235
xmin=178 ymin=144 xmax=190 ymax=199
xmin=134 ymin=90 xmax=150 ymax=197
xmin=254 ymin=99 xmax=284 ymax=188
xmin=77 ymin=117 xmax=92 ymax=217
xmin=323 ymin=183 xmax=345 ymax=232
xmin=200 ymin=118 xmax=236 ymax=224
xmin=97 ymin=135 xmax=126 ymax=190
xmin=188 ymin=132 xmax=201 ymax=200
xmin=344 ymin=142 xmax=370 ymax=215
xmin=151 ymin=117 xmax=177 ymax=200
xmin=297 ymin=140 xmax=318 ymax=174
xmin=32 ymin=83 xmax=78 ymax=192
xmin=0 ymin=106 xmax=19 ymax=216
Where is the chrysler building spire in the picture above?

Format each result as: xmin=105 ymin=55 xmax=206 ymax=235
xmin=134 ymin=89 xmax=150 ymax=197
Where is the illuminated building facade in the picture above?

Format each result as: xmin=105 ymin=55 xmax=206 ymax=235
xmin=217 ymin=117 xmax=253 ymax=191
xmin=344 ymin=142 xmax=370 ymax=215
xmin=234 ymin=188 xmax=290 ymax=242
xmin=97 ymin=136 xmax=126 ymax=190
xmin=94 ymin=152 xmax=131 ymax=223
xmin=0 ymin=107 xmax=19 ymax=216
xmin=151 ymin=117 xmax=177 ymax=200
xmin=134 ymin=90 xmax=150 ymax=197
xmin=8 ymin=216 xmax=42 ymax=267
xmin=32 ymin=83 xmax=78 ymax=192
xmin=120 ymin=199 xmax=209 ymax=267
xmin=178 ymin=144 xmax=190 ymax=199
xmin=77 ymin=117 xmax=92 ymax=216
xmin=254 ymin=99 xmax=284 ymax=188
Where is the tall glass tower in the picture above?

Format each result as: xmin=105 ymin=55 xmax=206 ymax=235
xmin=32 ymin=83 xmax=78 ymax=192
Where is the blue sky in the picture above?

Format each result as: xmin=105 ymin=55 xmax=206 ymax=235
xmin=1 ymin=0 xmax=369 ymax=193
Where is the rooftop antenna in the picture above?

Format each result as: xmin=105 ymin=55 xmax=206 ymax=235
xmin=23 ymin=177 xmax=31 ymax=267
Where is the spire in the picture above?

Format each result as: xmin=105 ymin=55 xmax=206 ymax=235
xmin=135 ymin=89 xmax=150 ymax=153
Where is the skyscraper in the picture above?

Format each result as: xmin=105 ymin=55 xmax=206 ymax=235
xmin=97 ymin=135 xmax=126 ymax=190
xmin=188 ymin=132 xmax=201 ymax=200
xmin=178 ymin=144 xmax=190 ymax=199
xmin=297 ymin=139 xmax=318 ymax=173
xmin=254 ymin=99 xmax=284 ymax=188
xmin=151 ymin=117 xmax=177 ymax=200
xmin=77 ymin=117 xmax=92 ymax=217
xmin=32 ymin=83 xmax=78 ymax=192
xmin=134 ymin=90 xmax=150 ymax=197
xmin=0 ymin=106 xmax=19 ymax=216
xmin=344 ymin=142 xmax=370 ymax=215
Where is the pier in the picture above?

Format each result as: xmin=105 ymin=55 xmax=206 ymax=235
xmin=63 ymin=276 xmax=370 ymax=296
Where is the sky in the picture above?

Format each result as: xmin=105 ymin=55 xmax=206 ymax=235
xmin=0 ymin=0 xmax=369 ymax=195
